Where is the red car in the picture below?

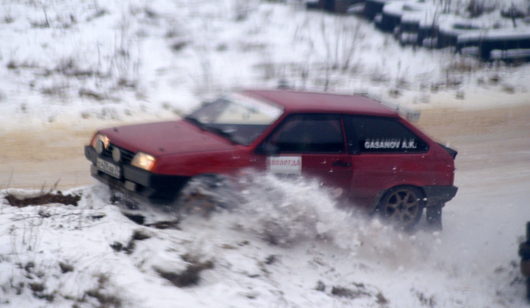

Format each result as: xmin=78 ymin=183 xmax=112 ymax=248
xmin=85 ymin=89 xmax=457 ymax=228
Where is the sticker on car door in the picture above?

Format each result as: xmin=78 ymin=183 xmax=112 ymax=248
xmin=267 ymin=156 xmax=302 ymax=174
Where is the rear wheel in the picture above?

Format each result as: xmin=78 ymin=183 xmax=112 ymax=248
xmin=378 ymin=186 xmax=425 ymax=229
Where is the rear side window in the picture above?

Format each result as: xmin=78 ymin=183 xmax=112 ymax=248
xmin=345 ymin=116 xmax=428 ymax=154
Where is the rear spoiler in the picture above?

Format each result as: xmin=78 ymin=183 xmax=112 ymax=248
xmin=438 ymin=143 xmax=458 ymax=159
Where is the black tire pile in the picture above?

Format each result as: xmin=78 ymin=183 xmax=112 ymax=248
xmin=519 ymin=222 xmax=530 ymax=301
xmin=308 ymin=0 xmax=530 ymax=62
xmin=366 ymin=0 xmax=530 ymax=62
xmin=306 ymin=0 xmax=362 ymax=14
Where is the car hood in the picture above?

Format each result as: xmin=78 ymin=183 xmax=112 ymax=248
xmin=100 ymin=120 xmax=236 ymax=156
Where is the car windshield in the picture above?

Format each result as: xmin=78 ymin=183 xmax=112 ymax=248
xmin=185 ymin=93 xmax=284 ymax=145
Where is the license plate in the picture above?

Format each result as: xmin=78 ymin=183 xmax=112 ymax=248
xmin=96 ymin=158 xmax=121 ymax=179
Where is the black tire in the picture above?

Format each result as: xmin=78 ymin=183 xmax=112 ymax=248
xmin=522 ymin=260 xmax=530 ymax=277
xmin=527 ymin=278 xmax=530 ymax=302
xmin=175 ymin=174 xmax=238 ymax=216
xmin=176 ymin=175 xmax=222 ymax=215
xmin=378 ymin=186 xmax=425 ymax=230
xmin=520 ymin=242 xmax=530 ymax=260
xmin=363 ymin=0 xmax=386 ymax=20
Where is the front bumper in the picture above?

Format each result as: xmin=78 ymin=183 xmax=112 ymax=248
xmin=423 ymin=185 xmax=458 ymax=207
xmin=85 ymin=146 xmax=189 ymax=204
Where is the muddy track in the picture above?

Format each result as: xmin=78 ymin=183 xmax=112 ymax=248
xmin=1 ymin=105 xmax=530 ymax=189
xmin=418 ymin=105 xmax=530 ymax=177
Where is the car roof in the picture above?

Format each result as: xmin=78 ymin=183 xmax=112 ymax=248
xmin=241 ymin=89 xmax=398 ymax=117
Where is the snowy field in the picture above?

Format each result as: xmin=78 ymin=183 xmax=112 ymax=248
xmin=1 ymin=0 xmax=530 ymax=128
xmin=1 ymin=118 xmax=530 ymax=308
xmin=1 ymin=0 xmax=530 ymax=307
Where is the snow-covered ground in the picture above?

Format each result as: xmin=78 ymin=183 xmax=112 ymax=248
xmin=1 ymin=0 xmax=530 ymax=307
xmin=0 ymin=0 xmax=529 ymax=128
xmin=1 ymin=128 xmax=529 ymax=307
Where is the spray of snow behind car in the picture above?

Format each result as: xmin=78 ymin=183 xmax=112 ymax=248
xmin=177 ymin=172 xmax=435 ymax=269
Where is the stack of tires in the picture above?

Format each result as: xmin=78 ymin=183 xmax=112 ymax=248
xmin=478 ymin=32 xmax=530 ymax=62
xmin=305 ymin=0 xmax=321 ymax=10
xmin=375 ymin=1 xmax=402 ymax=32
xmin=363 ymin=0 xmax=387 ymax=20
xmin=520 ymin=222 xmax=530 ymax=301
xmin=437 ymin=22 xmax=484 ymax=49
xmin=454 ymin=28 xmax=485 ymax=56
xmin=381 ymin=1 xmax=437 ymax=46
xmin=307 ymin=0 xmax=361 ymax=14
xmin=309 ymin=0 xmax=530 ymax=63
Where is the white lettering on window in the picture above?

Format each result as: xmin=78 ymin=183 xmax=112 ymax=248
xmin=363 ymin=138 xmax=417 ymax=150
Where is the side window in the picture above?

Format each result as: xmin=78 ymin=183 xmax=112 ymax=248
xmin=264 ymin=114 xmax=345 ymax=154
xmin=346 ymin=116 xmax=428 ymax=154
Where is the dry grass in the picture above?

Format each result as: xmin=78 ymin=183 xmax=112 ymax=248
xmin=5 ymin=191 xmax=81 ymax=207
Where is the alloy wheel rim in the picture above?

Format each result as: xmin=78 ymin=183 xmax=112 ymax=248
xmin=383 ymin=189 xmax=421 ymax=224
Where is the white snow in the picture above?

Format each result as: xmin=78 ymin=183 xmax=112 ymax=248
xmin=491 ymin=48 xmax=530 ymax=59
xmin=458 ymin=28 xmax=530 ymax=41
xmin=0 ymin=0 xmax=529 ymax=128
xmin=1 ymin=165 xmax=529 ymax=307
xmin=1 ymin=0 xmax=530 ymax=307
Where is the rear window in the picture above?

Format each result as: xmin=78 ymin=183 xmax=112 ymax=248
xmin=345 ymin=116 xmax=429 ymax=154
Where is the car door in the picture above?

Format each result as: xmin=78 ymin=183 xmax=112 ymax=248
xmin=255 ymin=114 xmax=352 ymax=193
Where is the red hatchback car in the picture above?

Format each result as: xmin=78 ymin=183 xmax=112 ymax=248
xmin=85 ymin=89 xmax=457 ymax=228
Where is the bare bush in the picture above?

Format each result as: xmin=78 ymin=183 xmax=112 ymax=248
xmin=467 ymin=0 xmax=488 ymax=17
xmin=79 ymin=88 xmax=106 ymax=101
xmin=285 ymin=14 xmax=367 ymax=91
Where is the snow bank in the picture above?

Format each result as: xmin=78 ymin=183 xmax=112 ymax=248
xmin=1 ymin=0 xmax=529 ymax=129
xmin=1 ymin=162 xmax=528 ymax=307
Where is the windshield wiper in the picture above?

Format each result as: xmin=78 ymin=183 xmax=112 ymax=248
xmin=203 ymin=125 xmax=242 ymax=145
xmin=184 ymin=116 xmax=207 ymax=130
xmin=185 ymin=116 xmax=241 ymax=144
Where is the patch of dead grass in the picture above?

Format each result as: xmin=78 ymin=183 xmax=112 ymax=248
xmin=5 ymin=191 xmax=81 ymax=207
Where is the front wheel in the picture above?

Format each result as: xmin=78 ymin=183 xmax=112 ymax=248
xmin=175 ymin=174 xmax=240 ymax=216
xmin=378 ymin=186 xmax=425 ymax=230
xmin=176 ymin=175 xmax=222 ymax=215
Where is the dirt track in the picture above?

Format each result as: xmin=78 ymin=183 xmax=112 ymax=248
xmin=0 ymin=120 xmax=154 ymax=189
xmin=417 ymin=104 xmax=530 ymax=186
xmin=1 ymin=104 xmax=529 ymax=189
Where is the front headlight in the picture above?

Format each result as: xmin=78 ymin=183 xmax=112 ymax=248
xmin=90 ymin=133 xmax=110 ymax=154
xmin=131 ymin=152 xmax=156 ymax=171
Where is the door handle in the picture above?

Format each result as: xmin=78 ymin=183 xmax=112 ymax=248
xmin=332 ymin=160 xmax=352 ymax=167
